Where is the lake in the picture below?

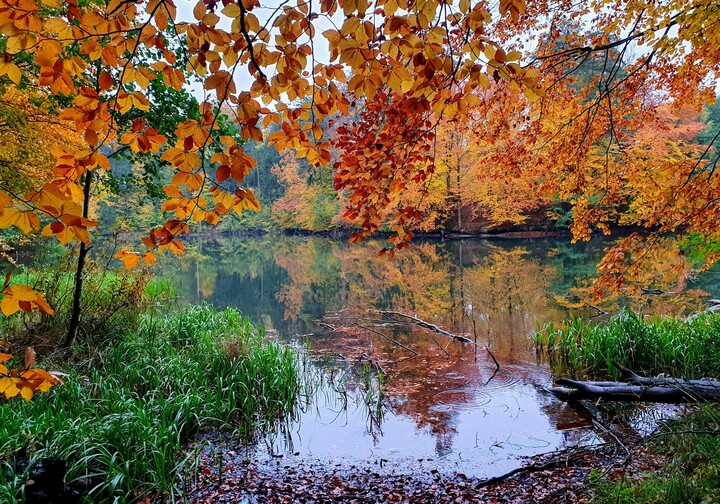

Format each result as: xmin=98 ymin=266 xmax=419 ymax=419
xmin=158 ymin=234 xmax=719 ymax=478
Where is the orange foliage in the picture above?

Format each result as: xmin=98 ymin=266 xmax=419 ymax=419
xmin=0 ymin=348 xmax=62 ymax=401
xmin=0 ymin=272 xmax=61 ymax=400
xmin=0 ymin=0 xmax=715 ymax=289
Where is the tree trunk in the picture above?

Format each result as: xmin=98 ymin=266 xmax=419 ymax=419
xmin=64 ymin=171 xmax=93 ymax=348
xmin=548 ymin=363 xmax=720 ymax=404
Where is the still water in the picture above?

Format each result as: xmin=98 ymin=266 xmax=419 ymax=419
xmin=158 ymin=234 xmax=719 ymax=478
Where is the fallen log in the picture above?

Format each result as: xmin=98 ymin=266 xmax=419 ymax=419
xmin=549 ymin=365 xmax=720 ymax=404
xmin=614 ymin=362 xmax=720 ymax=389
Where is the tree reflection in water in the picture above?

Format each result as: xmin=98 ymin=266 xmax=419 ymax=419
xmin=158 ymin=235 xmax=718 ymax=468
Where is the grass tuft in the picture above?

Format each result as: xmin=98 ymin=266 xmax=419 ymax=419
xmin=590 ymin=406 xmax=720 ymax=503
xmin=0 ymin=303 xmax=299 ymax=502
xmin=535 ymin=309 xmax=720 ymax=379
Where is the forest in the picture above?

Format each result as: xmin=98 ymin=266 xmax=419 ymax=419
xmin=0 ymin=0 xmax=719 ymax=501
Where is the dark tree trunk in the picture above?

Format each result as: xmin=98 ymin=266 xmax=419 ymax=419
xmin=64 ymin=171 xmax=93 ymax=348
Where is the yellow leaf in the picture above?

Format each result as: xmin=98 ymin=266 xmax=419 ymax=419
xmin=1 ymin=285 xmax=54 ymax=316
xmin=483 ymin=45 xmax=496 ymax=60
xmin=20 ymin=386 xmax=33 ymax=402
xmin=2 ymin=378 xmax=19 ymax=399
xmin=342 ymin=0 xmax=356 ymax=16
xmin=477 ymin=73 xmax=490 ymax=89
xmin=0 ymin=62 xmax=22 ymax=85
xmin=221 ymin=3 xmax=241 ymax=17
xmin=2 ymin=295 xmax=21 ymax=316
xmin=0 ymin=191 xmax=11 ymax=208
xmin=115 ymin=251 xmax=141 ymax=269
xmin=0 ymin=208 xmax=40 ymax=234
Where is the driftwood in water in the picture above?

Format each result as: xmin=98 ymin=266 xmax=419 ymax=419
xmin=549 ymin=363 xmax=720 ymax=404
xmin=372 ymin=310 xmax=474 ymax=344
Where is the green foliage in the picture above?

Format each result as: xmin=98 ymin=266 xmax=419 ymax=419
xmin=143 ymin=277 xmax=176 ymax=303
xmin=536 ymin=310 xmax=720 ymax=379
xmin=0 ymin=304 xmax=299 ymax=502
xmin=697 ymin=96 xmax=720 ymax=147
xmin=591 ymin=406 xmax=720 ymax=503
xmin=1 ymin=260 xmax=164 ymax=348
xmin=678 ymin=232 xmax=720 ymax=264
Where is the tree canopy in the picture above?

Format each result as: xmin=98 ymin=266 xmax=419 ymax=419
xmin=0 ymin=0 xmax=718 ymax=307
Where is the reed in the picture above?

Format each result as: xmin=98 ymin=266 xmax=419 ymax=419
xmin=0 ymin=303 xmax=299 ymax=502
xmin=535 ymin=310 xmax=720 ymax=379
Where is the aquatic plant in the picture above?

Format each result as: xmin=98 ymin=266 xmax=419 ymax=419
xmin=536 ymin=310 xmax=720 ymax=379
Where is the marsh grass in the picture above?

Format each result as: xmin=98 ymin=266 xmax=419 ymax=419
xmin=590 ymin=406 xmax=720 ymax=503
xmin=0 ymin=303 xmax=299 ymax=503
xmin=0 ymin=261 xmax=173 ymax=350
xmin=535 ymin=309 xmax=720 ymax=379
xmin=535 ymin=310 xmax=720 ymax=501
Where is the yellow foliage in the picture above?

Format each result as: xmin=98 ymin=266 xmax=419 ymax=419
xmin=0 ymin=349 xmax=63 ymax=401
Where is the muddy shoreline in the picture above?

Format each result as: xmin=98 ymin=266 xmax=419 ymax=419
xmin=186 ymin=437 xmax=663 ymax=503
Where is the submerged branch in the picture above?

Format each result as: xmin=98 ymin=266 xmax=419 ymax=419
xmin=371 ymin=310 xmax=474 ymax=344
xmin=475 ymin=444 xmax=611 ymax=488
xmin=355 ymin=323 xmax=420 ymax=355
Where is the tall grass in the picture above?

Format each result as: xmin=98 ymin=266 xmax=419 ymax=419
xmin=1 ymin=261 xmax=174 ymax=349
xmin=535 ymin=309 xmax=720 ymax=379
xmin=0 ymin=304 xmax=299 ymax=503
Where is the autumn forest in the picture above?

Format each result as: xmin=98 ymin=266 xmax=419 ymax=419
xmin=0 ymin=0 xmax=720 ymax=501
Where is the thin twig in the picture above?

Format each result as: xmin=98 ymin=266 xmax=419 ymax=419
xmin=430 ymin=332 xmax=451 ymax=357
xmin=355 ymin=324 xmax=420 ymax=356
xmin=373 ymin=310 xmax=473 ymax=343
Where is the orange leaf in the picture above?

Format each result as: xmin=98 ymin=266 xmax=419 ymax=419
xmin=115 ymin=251 xmax=141 ymax=269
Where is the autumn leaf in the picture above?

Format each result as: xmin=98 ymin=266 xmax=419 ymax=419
xmin=24 ymin=347 xmax=36 ymax=370
xmin=0 ymin=208 xmax=41 ymax=234
xmin=0 ymin=349 xmax=62 ymax=401
xmin=1 ymin=284 xmax=54 ymax=316
xmin=115 ymin=250 xmax=142 ymax=269
xmin=0 ymin=62 xmax=22 ymax=85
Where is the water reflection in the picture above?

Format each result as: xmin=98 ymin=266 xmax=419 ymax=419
xmin=164 ymin=235 xmax=716 ymax=334
xmin=158 ymin=235 xmax=719 ymax=476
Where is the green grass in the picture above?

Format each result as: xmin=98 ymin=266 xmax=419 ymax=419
xmin=535 ymin=309 xmax=720 ymax=379
xmin=590 ymin=406 xmax=720 ymax=503
xmin=0 ymin=303 xmax=299 ymax=503
xmin=536 ymin=310 xmax=720 ymax=502
xmin=1 ymin=262 xmax=172 ymax=349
